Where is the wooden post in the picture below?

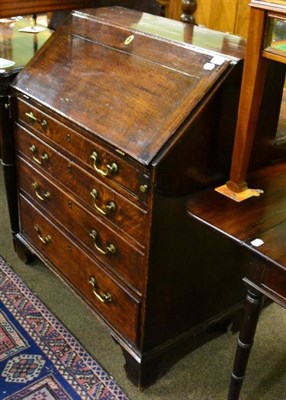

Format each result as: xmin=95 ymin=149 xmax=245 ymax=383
xmin=226 ymin=7 xmax=268 ymax=194
xmin=215 ymin=6 xmax=269 ymax=202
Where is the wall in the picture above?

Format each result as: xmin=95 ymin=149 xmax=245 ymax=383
xmin=166 ymin=0 xmax=251 ymax=38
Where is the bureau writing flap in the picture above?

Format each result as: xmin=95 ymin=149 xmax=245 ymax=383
xmin=12 ymin=7 xmax=245 ymax=165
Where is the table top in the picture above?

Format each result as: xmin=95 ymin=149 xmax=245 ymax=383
xmin=0 ymin=17 xmax=52 ymax=78
xmin=187 ymin=161 xmax=286 ymax=270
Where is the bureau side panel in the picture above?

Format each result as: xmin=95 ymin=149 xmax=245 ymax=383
xmin=142 ymin=67 xmax=243 ymax=350
xmin=143 ymin=193 xmax=249 ymax=349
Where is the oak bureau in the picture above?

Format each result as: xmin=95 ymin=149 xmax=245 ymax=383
xmin=5 ymin=6 xmax=285 ymax=387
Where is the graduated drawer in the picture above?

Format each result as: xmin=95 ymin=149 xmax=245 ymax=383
xmin=15 ymin=123 xmax=147 ymax=245
xmin=18 ymin=194 xmax=140 ymax=344
xmin=17 ymin=97 xmax=148 ymax=200
xmin=17 ymin=157 xmax=145 ymax=293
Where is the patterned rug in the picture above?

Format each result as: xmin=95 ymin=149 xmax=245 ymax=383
xmin=0 ymin=256 xmax=130 ymax=400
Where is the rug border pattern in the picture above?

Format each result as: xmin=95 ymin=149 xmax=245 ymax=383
xmin=0 ymin=256 xmax=129 ymax=400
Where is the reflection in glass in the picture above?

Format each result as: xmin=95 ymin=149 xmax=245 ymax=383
xmin=265 ymin=17 xmax=286 ymax=56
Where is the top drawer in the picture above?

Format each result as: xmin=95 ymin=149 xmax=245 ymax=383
xmin=16 ymin=96 xmax=149 ymax=203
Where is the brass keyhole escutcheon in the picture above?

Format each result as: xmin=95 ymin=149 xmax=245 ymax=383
xmin=124 ymin=35 xmax=134 ymax=46
xmin=41 ymin=119 xmax=48 ymax=130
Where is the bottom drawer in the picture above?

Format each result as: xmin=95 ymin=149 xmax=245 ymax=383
xmin=19 ymin=194 xmax=140 ymax=344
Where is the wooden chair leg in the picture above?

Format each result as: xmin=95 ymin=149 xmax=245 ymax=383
xmin=227 ymin=286 xmax=264 ymax=400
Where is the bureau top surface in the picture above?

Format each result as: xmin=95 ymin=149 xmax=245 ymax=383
xmin=13 ymin=7 xmax=245 ymax=165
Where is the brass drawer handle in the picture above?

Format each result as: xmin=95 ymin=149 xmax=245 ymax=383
xmin=25 ymin=111 xmax=37 ymax=122
xmin=34 ymin=225 xmax=51 ymax=245
xmin=25 ymin=111 xmax=48 ymax=130
xmin=90 ymin=189 xmax=116 ymax=216
xmin=89 ymin=229 xmax=116 ymax=255
xmin=32 ymin=182 xmax=51 ymax=201
xmin=90 ymin=151 xmax=118 ymax=177
xmin=89 ymin=276 xmax=112 ymax=304
xmin=29 ymin=144 xmax=49 ymax=165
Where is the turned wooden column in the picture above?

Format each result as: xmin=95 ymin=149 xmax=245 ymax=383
xmin=181 ymin=0 xmax=197 ymax=24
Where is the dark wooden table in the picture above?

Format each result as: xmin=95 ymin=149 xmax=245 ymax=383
xmin=187 ymin=161 xmax=286 ymax=399
xmin=0 ymin=17 xmax=52 ymax=238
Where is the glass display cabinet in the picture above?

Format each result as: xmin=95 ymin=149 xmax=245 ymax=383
xmin=265 ymin=15 xmax=286 ymax=59
xmin=216 ymin=0 xmax=286 ymax=201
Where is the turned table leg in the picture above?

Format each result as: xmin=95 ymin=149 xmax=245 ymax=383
xmin=227 ymin=286 xmax=264 ymax=400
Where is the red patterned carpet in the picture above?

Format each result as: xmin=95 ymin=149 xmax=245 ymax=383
xmin=0 ymin=256 xmax=130 ymax=400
